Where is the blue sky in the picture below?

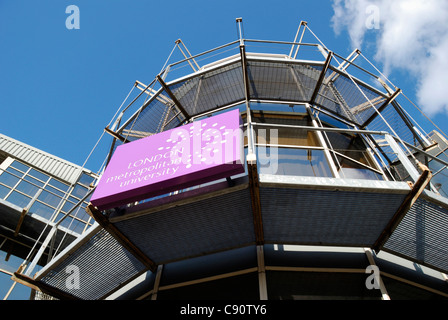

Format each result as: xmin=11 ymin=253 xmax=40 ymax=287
xmin=2 ymin=0 xmax=447 ymax=173
xmin=0 ymin=0 xmax=334 ymax=171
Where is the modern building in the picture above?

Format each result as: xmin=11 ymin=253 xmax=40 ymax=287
xmin=5 ymin=19 xmax=448 ymax=300
xmin=0 ymin=133 xmax=98 ymax=299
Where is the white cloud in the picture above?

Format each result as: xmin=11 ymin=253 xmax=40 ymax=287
xmin=331 ymin=0 xmax=373 ymax=49
xmin=417 ymin=36 xmax=448 ymax=114
xmin=331 ymin=0 xmax=448 ymax=115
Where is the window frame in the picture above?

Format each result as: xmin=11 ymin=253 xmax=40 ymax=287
xmin=0 ymin=157 xmax=95 ymax=234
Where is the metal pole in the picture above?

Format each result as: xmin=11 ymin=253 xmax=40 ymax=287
xmin=384 ymin=134 xmax=420 ymax=182
xmin=24 ymin=226 xmax=57 ymax=277
xmin=3 ymin=279 xmax=18 ymax=300
xmin=237 ymin=18 xmax=255 ymax=163
xmin=151 ymin=264 xmax=163 ymax=300
xmin=307 ymin=104 xmax=340 ymax=178
xmin=292 ymin=21 xmax=308 ymax=59
xmin=236 ymin=17 xmax=244 ymax=44
xmin=257 ymin=245 xmax=268 ymax=300
xmin=364 ymin=248 xmax=391 ymax=300
xmin=175 ymin=39 xmax=199 ymax=72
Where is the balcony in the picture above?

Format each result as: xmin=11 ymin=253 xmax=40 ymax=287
xmin=14 ymin=29 xmax=448 ymax=300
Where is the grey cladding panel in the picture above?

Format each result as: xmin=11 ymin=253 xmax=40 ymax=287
xmin=113 ymin=188 xmax=255 ymax=264
xmin=384 ymin=197 xmax=448 ymax=273
xmin=0 ymin=134 xmax=83 ymax=184
xmin=39 ymin=228 xmax=147 ymax=300
xmin=260 ymin=187 xmax=406 ymax=246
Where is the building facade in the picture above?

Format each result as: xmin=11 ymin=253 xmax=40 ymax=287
xmin=0 ymin=133 xmax=97 ymax=299
xmin=6 ymin=20 xmax=448 ymax=300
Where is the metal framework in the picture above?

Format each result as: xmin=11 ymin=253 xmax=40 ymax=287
xmin=9 ymin=18 xmax=448 ymax=300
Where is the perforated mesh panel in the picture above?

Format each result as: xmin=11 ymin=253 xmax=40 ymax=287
xmin=247 ymin=61 xmax=321 ymax=102
xmin=260 ymin=187 xmax=407 ymax=246
xmin=169 ymin=61 xmax=245 ymax=117
xmin=120 ymin=57 xmax=393 ymax=143
xmin=39 ymin=228 xmax=147 ymax=300
xmin=384 ymin=197 xmax=448 ymax=273
xmin=113 ymin=188 xmax=255 ymax=264
xmin=330 ymin=72 xmax=386 ymax=126
xmin=119 ymin=90 xmax=184 ymax=142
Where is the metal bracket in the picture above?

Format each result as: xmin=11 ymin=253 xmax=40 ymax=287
xmin=156 ymin=75 xmax=190 ymax=122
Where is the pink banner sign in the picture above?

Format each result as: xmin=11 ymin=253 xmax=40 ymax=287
xmin=90 ymin=109 xmax=245 ymax=210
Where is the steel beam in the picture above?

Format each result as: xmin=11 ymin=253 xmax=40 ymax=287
xmin=289 ymin=20 xmax=308 ymax=59
xmin=361 ymin=88 xmax=402 ymax=129
xmin=104 ymin=126 xmax=129 ymax=143
xmin=385 ymin=134 xmax=420 ymax=181
xmin=239 ymin=35 xmax=264 ymax=245
xmin=175 ymin=39 xmax=200 ymax=72
xmin=13 ymin=271 xmax=80 ymax=300
xmin=257 ymin=245 xmax=268 ymax=300
xmin=309 ymin=51 xmax=333 ymax=106
xmin=86 ymin=205 xmax=157 ymax=272
xmin=150 ymin=264 xmax=163 ymax=300
xmin=391 ymin=100 xmax=427 ymax=148
xmin=248 ymin=162 xmax=264 ymax=245
xmin=156 ymin=75 xmax=190 ymax=122
xmin=364 ymin=248 xmax=391 ymax=300
xmin=372 ymin=163 xmax=432 ymax=253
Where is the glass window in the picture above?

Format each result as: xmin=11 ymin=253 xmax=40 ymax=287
xmin=83 ymin=192 xmax=92 ymax=203
xmin=10 ymin=160 xmax=29 ymax=173
xmin=252 ymin=112 xmax=311 ymax=127
xmin=252 ymin=112 xmax=320 ymax=147
xmin=72 ymin=206 xmax=90 ymax=222
xmin=28 ymin=169 xmax=49 ymax=183
xmin=251 ymin=102 xmax=307 ymax=113
xmin=255 ymin=126 xmax=319 ymax=147
xmin=62 ymin=198 xmax=76 ymax=213
xmin=323 ymin=131 xmax=384 ymax=180
xmin=326 ymin=132 xmax=377 ymax=168
xmin=257 ymin=147 xmax=333 ymax=177
xmin=55 ymin=215 xmax=86 ymax=234
xmin=5 ymin=166 xmax=24 ymax=178
xmin=0 ymin=171 xmax=20 ymax=188
xmin=382 ymin=276 xmax=448 ymax=300
xmin=29 ymin=201 xmax=56 ymax=220
xmin=24 ymin=175 xmax=45 ymax=187
xmin=45 ymin=185 xmax=66 ymax=198
xmin=71 ymin=220 xmax=87 ymax=234
xmin=316 ymin=112 xmax=352 ymax=130
xmin=0 ymin=184 xmax=10 ymax=199
xmin=6 ymin=191 xmax=31 ymax=208
xmin=427 ymin=153 xmax=448 ymax=197
xmin=48 ymin=179 xmax=70 ymax=192
xmin=72 ymin=184 xmax=88 ymax=199
xmin=38 ymin=190 xmax=63 ymax=208
xmin=78 ymin=172 xmax=95 ymax=187
xmin=336 ymin=156 xmax=383 ymax=180
xmin=15 ymin=181 xmax=41 ymax=197
xmin=62 ymin=196 xmax=90 ymax=216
